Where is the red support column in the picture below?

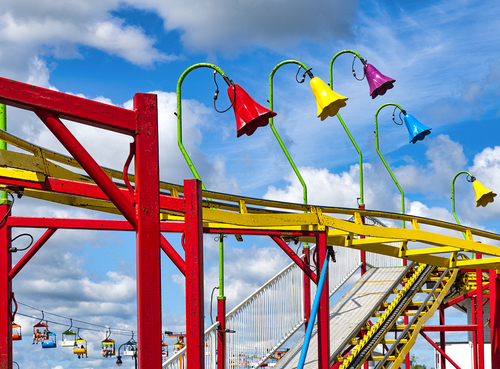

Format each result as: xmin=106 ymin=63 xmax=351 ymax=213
xmin=0 ymin=204 xmax=12 ymax=369
xmin=439 ymin=303 xmax=446 ymax=369
xmin=490 ymin=269 xmax=500 ymax=369
xmin=184 ymin=179 xmax=205 ymax=369
xmin=217 ymin=298 xmax=226 ymax=369
xmin=476 ymin=255 xmax=484 ymax=369
xmin=317 ymin=230 xmax=330 ymax=369
xmin=303 ymin=247 xmax=311 ymax=333
xmin=134 ymin=93 xmax=162 ymax=368
xmin=472 ymin=296 xmax=478 ymax=369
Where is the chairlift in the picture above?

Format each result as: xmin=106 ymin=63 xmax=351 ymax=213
xmin=12 ymin=322 xmax=21 ymax=341
xmin=32 ymin=311 xmax=48 ymax=345
xmin=73 ymin=329 xmax=88 ymax=359
xmin=161 ymin=333 xmax=169 ymax=358
xmin=62 ymin=319 xmax=77 ymax=347
xmin=123 ymin=332 xmax=138 ymax=356
xmin=101 ymin=329 xmax=115 ymax=357
xmin=42 ymin=329 xmax=57 ymax=349
xmin=170 ymin=333 xmax=185 ymax=353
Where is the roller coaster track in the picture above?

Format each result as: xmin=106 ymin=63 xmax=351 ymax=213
xmin=334 ymin=263 xmax=460 ymax=369
xmin=0 ymin=129 xmax=499 ymax=271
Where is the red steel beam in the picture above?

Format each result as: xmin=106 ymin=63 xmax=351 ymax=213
xmin=0 ymin=77 xmax=136 ymax=135
xmin=184 ymin=179 xmax=205 ymax=369
xmin=134 ymin=93 xmax=161 ymax=368
xmin=8 ymin=228 xmax=57 ymax=280
xmin=490 ymin=269 xmax=500 ymax=369
xmin=0 ymin=168 xmax=185 ymax=212
xmin=317 ymin=231 xmax=330 ymax=369
xmin=423 ymin=325 xmax=479 ymax=332
xmin=477 ymin=256 xmax=485 ymax=369
xmin=443 ymin=283 xmax=490 ymax=309
xmin=271 ymin=236 xmax=318 ymax=284
xmin=0 ymin=205 xmax=12 ymax=369
xmin=7 ymin=217 xmax=184 ymax=233
xmin=419 ymin=331 xmax=462 ymax=369
xmin=303 ymin=247 xmax=311 ymax=332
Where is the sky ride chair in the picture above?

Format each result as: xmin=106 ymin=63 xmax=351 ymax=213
xmin=73 ymin=329 xmax=88 ymax=359
xmin=61 ymin=319 xmax=76 ymax=347
xmin=123 ymin=332 xmax=138 ymax=357
xmin=101 ymin=329 xmax=115 ymax=358
xmin=12 ymin=322 xmax=21 ymax=341
xmin=42 ymin=330 xmax=57 ymax=349
xmin=161 ymin=333 xmax=169 ymax=361
xmin=32 ymin=313 xmax=48 ymax=345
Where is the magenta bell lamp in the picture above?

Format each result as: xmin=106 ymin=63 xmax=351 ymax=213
xmin=364 ymin=63 xmax=396 ymax=99
xmin=228 ymin=84 xmax=277 ymax=137
xmin=402 ymin=113 xmax=431 ymax=144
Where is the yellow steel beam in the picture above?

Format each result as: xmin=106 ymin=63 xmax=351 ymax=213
xmin=323 ymin=215 xmax=500 ymax=258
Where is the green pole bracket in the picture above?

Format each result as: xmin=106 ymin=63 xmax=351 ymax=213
xmin=374 ymin=103 xmax=406 ymax=228
xmin=0 ymin=104 xmax=7 ymax=203
xmin=269 ymin=60 xmax=310 ymax=206
xmin=451 ymin=171 xmax=473 ymax=245
xmin=329 ymin=50 xmax=365 ymax=207
xmin=177 ymin=63 xmax=231 ymax=191
xmin=269 ymin=60 xmax=310 ymax=250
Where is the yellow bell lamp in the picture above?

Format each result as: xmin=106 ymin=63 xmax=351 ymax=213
xmin=310 ymin=77 xmax=348 ymax=121
xmin=472 ymin=179 xmax=497 ymax=207
xmin=452 ymin=171 xmax=496 ymax=225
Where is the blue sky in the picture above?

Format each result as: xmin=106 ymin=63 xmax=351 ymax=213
xmin=2 ymin=0 xmax=500 ymax=367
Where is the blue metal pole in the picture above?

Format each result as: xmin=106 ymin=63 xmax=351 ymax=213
xmin=297 ymin=252 xmax=331 ymax=369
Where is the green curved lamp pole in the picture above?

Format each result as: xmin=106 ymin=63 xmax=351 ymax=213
xmin=374 ymin=103 xmax=407 ymax=228
xmin=329 ymin=50 xmax=366 ymax=208
xmin=177 ymin=63 xmax=232 ymax=191
xmin=451 ymin=171 xmax=475 ymax=228
xmin=176 ymin=64 xmax=230 ymax=359
xmin=269 ymin=60 xmax=312 ymax=326
xmin=269 ymin=60 xmax=310 ymax=207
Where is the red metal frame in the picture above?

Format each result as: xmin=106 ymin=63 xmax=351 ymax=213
xmin=490 ymin=269 xmax=500 ymax=369
xmin=0 ymin=205 xmax=12 ymax=368
xmin=317 ymin=231 xmax=330 ymax=369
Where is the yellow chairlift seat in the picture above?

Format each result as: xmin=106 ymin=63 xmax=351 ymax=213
xmin=73 ymin=338 xmax=88 ymax=358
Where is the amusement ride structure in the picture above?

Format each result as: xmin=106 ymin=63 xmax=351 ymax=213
xmin=0 ymin=50 xmax=499 ymax=369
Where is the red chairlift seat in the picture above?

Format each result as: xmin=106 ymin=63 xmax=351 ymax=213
xmin=32 ymin=322 xmax=48 ymax=345
xmin=12 ymin=322 xmax=21 ymax=341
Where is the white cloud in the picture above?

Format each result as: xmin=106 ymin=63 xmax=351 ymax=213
xmin=394 ymin=134 xmax=467 ymax=194
xmin=124 ymin=0 xmax=357 ymax=54
xmin=0 ymin=1 xmax=175 ymax=81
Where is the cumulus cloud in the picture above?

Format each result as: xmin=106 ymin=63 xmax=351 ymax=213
xmin=394 ymin=134 xmax=467 ymax=194
xmin=124 ymin=0 xmax=357 ymax=55
xmin=0 ymin=0 xmax=175 ymax=82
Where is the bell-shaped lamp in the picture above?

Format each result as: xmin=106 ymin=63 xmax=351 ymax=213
xmin=310 ymin=77 xmax=348 ymax=121
xmin=228 ymin=84 xmax=277 ymax=137
xmin=364 ymin=64 xmax=395 ymax=99
xmin=472 ymin=180 xmax=497 ymax=207
xmin=403 ymin=114 xmax=431 ymax=144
